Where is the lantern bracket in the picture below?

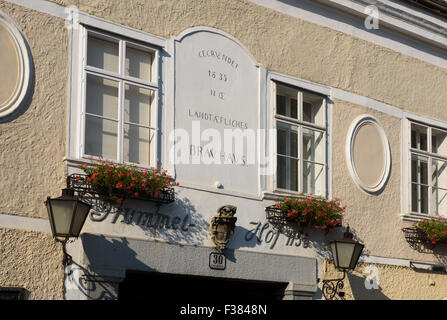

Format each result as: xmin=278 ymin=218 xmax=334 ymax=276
xmin=321 ymin=270 xmax=346 ymax=300
xmin=55 ymin=237 xmax=73 ymax=267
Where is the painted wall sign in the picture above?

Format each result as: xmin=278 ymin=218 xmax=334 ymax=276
xmin=89 ymin=207 xmax=195 ymax=232
xmin=244 ymin=221 xmax=312 ymax=250
xmin=173 ymin=27 xmax=260 ymax=195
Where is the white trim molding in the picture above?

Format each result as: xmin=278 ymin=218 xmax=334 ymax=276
xmin=0 ymin=10 xmax=33 ymax=119
xmin=345 ymin=114 xmax=391 ymax=195
xmin=250 ymin=0 xmax=447 ymax=70
xmin=0 ymin=213 xmax=51 ymax=233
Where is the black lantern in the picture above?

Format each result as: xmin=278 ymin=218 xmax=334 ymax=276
xmin=330 ymin=226 xmax=364 ymax=271
xmin=322 ymin=226 xmax=364 ymax=300
xmin=45 ymin=188 xmax=91 ymax=238
xmin=45 ymin=188 xmax=91 ymax=266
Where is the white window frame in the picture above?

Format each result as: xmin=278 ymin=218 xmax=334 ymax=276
xmin=66 ymin=11 xmax=166 ymax=169
xmin=268 ymin=72 xmax=332 ymax=199
xmin=405 ymin=118 xmax=447 ymax=220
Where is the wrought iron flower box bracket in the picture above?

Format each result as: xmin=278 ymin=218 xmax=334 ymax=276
xmin=265 ymin=205 xmax=341 ymax=234
xmin=402 ymin=226 xmax=447 ymax=248
xmin=265 ymin=205 xmax=297 ymax=224
xmin=67 ymin=174 xmax=175 ymax=205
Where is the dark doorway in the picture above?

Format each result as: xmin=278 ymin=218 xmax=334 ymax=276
xmin=118 ymin=270 xmax=287 ymax=301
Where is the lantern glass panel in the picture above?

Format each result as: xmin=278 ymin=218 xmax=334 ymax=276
xmin=49 ymin=199 xmax=76 ymax=236
xmin=330 ymin=242 xmax=338 ymax=268
xmin=333 ymin=241 xmax=356 ymax=269
xmin=350 ymin=243 xmax=365 ymax=269
xmin=71 ymin=200 xmax=91 ymax=237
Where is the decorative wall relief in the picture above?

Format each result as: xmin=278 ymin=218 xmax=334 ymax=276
xmin=0 ymin=11 xmax=33 ymax=119
xmin=346 ymin=114 xmax=391 ymax=195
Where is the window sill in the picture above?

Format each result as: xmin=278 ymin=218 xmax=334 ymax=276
xmin=263 ymin=190 xmax=320 ymax=201
xmin=63 ymin=156 xmax=154 ymax=171
xmin=400 ymin=212 xmax=440 ymax=223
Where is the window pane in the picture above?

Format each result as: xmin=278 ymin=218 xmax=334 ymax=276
xmin=125 ymin=44 xmax=154 ymax=81
xmin=86 ymin=74 xmax=119 ymax=119
xmin=411 ymin=154 xmax=428 ymax=185
xmin=303 ymin=161 xmax=325 ymax=196
xmin=276 ymin=95 xmax=286 ymax=116
xmin=276 ymin=155 xmax=298 ymax=191
xmin=411 ymin=184 xmax=418 ymax=213
xmin=411 ymin=123 xmax=427 ymax=151
xmin=276 ymin=84 xmax=298 ymax=120
xmin=277 ymin=122 xmax=298 ymax=158
xmin=303 ymin=128 xmax=325 ymax=163
xmin=87 ymin=35 xmax=119 ymax=73
xmin=124 ymin=84 xmax=155 ymax=126
xmin=290 ymin=98 xmax=297 ymax=119
xmin=432 ymin=159 xmax=447 ymax=189
xmin=420 ymin=185 xmax=429 ymax=214
xmin=277 ymin=128 xmax=286 ymax=155
xmin=302 ymin=91 xmax=324 ymax=125
xmin=432 ymin=188 xmax=447 ymax=217
xmin=303 ymin=102 xmax=312 ymax=123
xmin=432 ymin=128 xmax=447 ymax=156
xmin=277 ymin=156 xmax=286 ymax=189
xmin=123 ymin=124 xmax=154 ymax=166
xmin=85 ymin=115 xmax=118 ymax=160
xmin=411 ymin=183 xmax=428 ymax=214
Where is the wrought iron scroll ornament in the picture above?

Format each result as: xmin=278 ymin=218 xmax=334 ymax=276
xmin=67 ymin=173 xmax=175 ymax=205
xmin=402 ymin=226 xmax=447 ymax=250
xmin=322 ymin=271 xmax=346 ymax=300
xmin=210 ymin=205 xmax=237 ymax=252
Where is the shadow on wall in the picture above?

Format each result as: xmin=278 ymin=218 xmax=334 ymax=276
xmin=65 ymin=234 xmax=156 ymax=300
xmin=65 ymin=194 xmax=211 ymax=300
xmin=434 ymin=245 xmax=447 ymax=265
xmin=401 ymin=227 xmax=447 ymax=263
xmin=66 ymin=234 xmax=157 ymax=300
xmin=347 ymin=273 xmax=390 ymax=300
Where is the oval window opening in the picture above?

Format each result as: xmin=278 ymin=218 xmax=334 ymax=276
xmin=346 ymin=115 xmax=391 ymax=195
xmin=0 ymin=11 xmax=32 ymax=119
xmin=0 ymin=24 xmax=21 ymax=108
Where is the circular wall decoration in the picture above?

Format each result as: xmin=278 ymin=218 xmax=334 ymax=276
xmin=346 ymin=114 xmax=391 ymax=195
xmin=0 ymin=11 xmax=32 ymax=119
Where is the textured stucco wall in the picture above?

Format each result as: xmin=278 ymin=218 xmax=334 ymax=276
xmin=0 ymin=1 xmax=68 ymax=219
xmin=323 ymin=260 xmax=447 ymax=300
xmin=0 ymin=227 xmax=64 ymax=300
xmin=48 ymin=0 xmax=447 ymax=123
xmin=331 ymin=99 xmax=447 ymax=263
xmin=0 ymin=0 xmax=446 ymax=300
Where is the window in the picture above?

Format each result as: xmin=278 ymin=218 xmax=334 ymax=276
xmin=274 ymin=83 xmax=326 ymax=196
xmin=0 ymin=287 xmax=26 ymax=300
xmin=81 ymin=28 xmax=158 ymax=167
xmin=409 ymin=121 xmax=447 ymax=216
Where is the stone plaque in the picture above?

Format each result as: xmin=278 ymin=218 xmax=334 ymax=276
xmin=174 ymin=27 xmax=260 ymax=195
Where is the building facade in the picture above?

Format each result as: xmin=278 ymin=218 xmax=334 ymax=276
xmin=1 ymin=0 xmax=447 ymax=300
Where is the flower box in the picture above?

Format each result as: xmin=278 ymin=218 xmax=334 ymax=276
xmin=68 ymin=173 xmax=175 ymax=205
xmin=69 ymin=160 xmax=177 ymax=205
xmin=403 ymin=217 xmax=447 ymax=246
xmin=266 ymin=195 xmax=344 ymax=233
